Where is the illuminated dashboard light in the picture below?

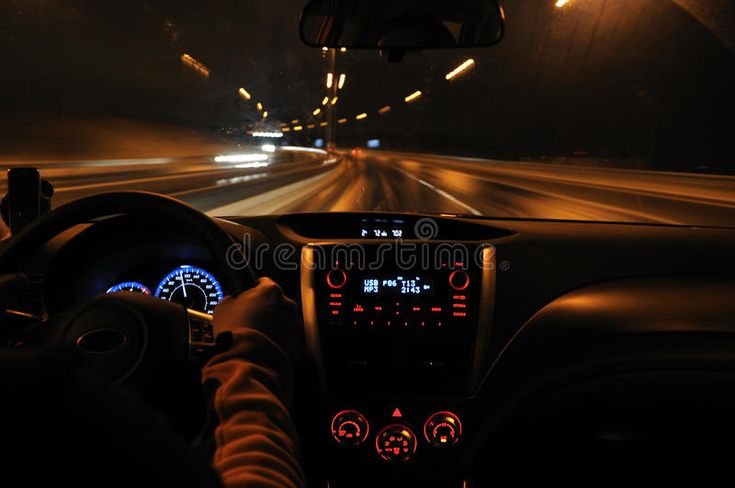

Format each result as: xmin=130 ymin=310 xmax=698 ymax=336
xmin=326 ymin=269 xmax=347 ymax=289
xmin=106 ymin=281 xmax=151 ymax=295
xmin=331 ymin=410 xmax=370 ymax=447
xmin=424 ymin=411 xmax=462 ymax=447
xmin=448 ymin=270 xmax=470 ymax=291
xmin=375 ymin=424 xmax=417 ymax=462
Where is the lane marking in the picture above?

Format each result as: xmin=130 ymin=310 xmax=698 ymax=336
xmin=397 ymin=168 xmax=482 ymax=216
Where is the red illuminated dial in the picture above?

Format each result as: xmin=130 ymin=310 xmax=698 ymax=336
xmin=326 ymin=269 xmax=347 ymax=289
xmin=375 ymin=424 xmax=417 ymax=462
xmin=448 ymin=270 xmax=470 ymax=291
xmin=424 ymin=411 xmax=462 ymax=447
xmin=331 ymin=410 xmax=369 ymax=447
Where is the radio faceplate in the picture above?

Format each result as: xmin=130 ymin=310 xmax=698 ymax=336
xmin=301 ymin=243 xmax=496 ymax=395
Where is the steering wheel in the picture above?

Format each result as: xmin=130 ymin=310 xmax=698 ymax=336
xmin=0 ymin=191 xmax=255 ymax=387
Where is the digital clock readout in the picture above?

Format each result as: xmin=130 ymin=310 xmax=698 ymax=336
xmin=362 ymin=276 xmax=434 ymax=295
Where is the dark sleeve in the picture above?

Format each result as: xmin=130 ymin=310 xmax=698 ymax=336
xmin=200 ymin=329 xmax=306 ymax=488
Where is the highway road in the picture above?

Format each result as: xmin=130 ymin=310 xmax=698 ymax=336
xmin=2 ymin=149 xmax=735 ymax=227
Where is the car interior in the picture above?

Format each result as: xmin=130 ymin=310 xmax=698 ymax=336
xmin=2 ymin=0 xmax=735 ymax=486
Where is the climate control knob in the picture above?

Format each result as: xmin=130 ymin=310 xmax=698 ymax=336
xmin=375 ymin=424 xmax=417 ymax=462
xmin=424 ymin=411 xmax=462 ymax=447
xmin=331 ymin=410 xmax=369 ymax=446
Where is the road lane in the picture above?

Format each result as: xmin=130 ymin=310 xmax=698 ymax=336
xmin=3 ymin=149 xmax=735 ymax=227
xmin=274 ymin=151 xmax=735 ymax=226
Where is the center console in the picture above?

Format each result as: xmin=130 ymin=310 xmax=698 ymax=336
xmin=300 ymin=241 xmax=496 ymax=485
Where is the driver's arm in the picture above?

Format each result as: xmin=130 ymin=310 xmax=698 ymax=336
xmin=201 ymin=278 xmax=305 ymax=488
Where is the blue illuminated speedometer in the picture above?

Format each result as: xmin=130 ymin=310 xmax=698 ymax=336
xmin=106 ymin=281 xmax=151 ymax=295
xmin=154 ymin=265 xmax=224 ymax=315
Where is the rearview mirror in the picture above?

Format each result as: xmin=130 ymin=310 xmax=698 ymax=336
xmin=299 ymin=0 xmax=505 ymax=50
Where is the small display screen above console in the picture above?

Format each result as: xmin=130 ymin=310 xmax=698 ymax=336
xmin=359 ymin=217 xmax=405 ymax=239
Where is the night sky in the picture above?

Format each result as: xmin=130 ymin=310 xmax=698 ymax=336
xmin=1 ymin=0 xmax=734 ymax=172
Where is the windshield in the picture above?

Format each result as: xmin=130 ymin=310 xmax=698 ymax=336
xmin=1 ymin=0 xmax=734 ymax=225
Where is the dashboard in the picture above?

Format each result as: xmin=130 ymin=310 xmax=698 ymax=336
xmin=10 ymin=210 xmax=735 ymax=486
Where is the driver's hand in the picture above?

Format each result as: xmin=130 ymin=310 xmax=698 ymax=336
xmin=212 ymin=277 xmax=300 ymax=356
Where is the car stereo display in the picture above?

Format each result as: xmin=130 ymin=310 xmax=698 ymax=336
xmin=362 ymin=275 xmax=434 ymax=296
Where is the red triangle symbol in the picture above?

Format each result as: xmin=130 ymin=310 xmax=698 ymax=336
xmin=391 ymin=408 xmax=402 ymax=418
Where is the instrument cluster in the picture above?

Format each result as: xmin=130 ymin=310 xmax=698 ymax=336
xmin=105 ymin=264 xmax=224 ymax=315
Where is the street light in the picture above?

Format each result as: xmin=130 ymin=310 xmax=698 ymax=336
xmin=404 ymin=90 xmax=422 ymax=103
xmin=445 ymin=59 xmax=476 ymax=80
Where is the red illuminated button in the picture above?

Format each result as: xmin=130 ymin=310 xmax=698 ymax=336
xmin=448 ymin=270 xmax=470 ymax=291
xmin=376 ymin=424 xmax=417 ymax=462
xmin=331 ymin=410 xmax=369 ymax=447
xmin=424 ymin=411 xmax=462 ymax=447
xmin=326 ymin=269 xmax=347 ymax=289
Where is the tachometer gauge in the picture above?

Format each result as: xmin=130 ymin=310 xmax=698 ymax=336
xmin=106 ymin=281 xmax=151 ymax=295
xmin=155 ymin=265 xmax=224 ymax=315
